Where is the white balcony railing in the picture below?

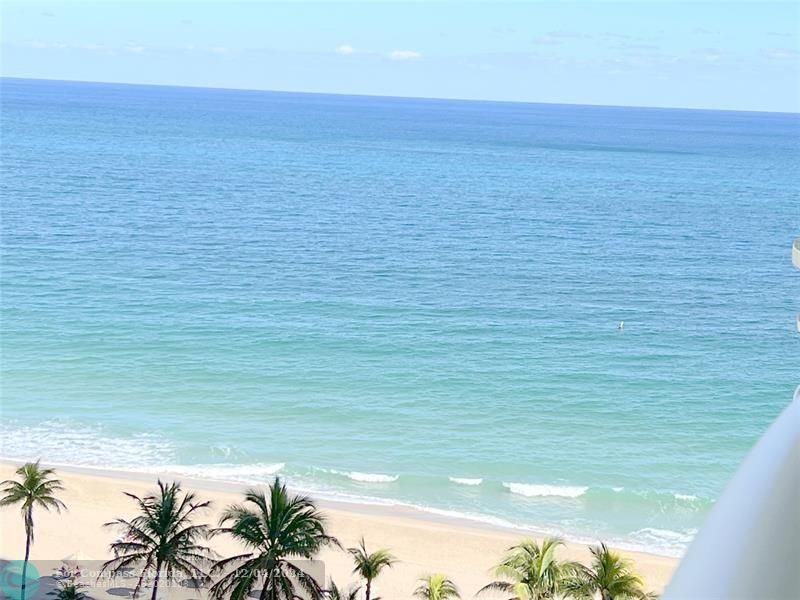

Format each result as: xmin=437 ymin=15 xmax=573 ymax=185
xmin=795 ymin=239 xmax=799 ymax=333
xmin=662 ymin=387 xmax=800 ymax=600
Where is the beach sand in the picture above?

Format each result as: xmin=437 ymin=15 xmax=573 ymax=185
xmin=0 ymin=462 xmax=677 ymax=598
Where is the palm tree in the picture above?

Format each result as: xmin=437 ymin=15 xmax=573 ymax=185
xmin=100 ymin=480 xmax=214 ymax=600
xmin=210 ymin=478 xmax=338 ymax=600
xmin=478 ymin=537 xmax=580 ymax=600
xmin=413 ymin=574 xmax=460 ymax=600
xmin=49 ymin=579 xmax=88 ymax=600
xmin=566 ymin=543 xmax=649 ymax=600
xmin=0 ymin=461 xmax=67 ymax=600
xmin=325 ymin=580 xmax=361 ymax=600
xmin=347 ymin=537 xmax=396 ymax=600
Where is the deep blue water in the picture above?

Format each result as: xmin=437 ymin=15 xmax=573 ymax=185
xmin=2 ymin=77 xmax=798 ymax=556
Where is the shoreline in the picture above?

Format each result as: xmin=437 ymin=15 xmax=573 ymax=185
xmin=0 ymin=460 xmax=678 ymax=597
xmin=0 ymin=458 xmax=685 ymax=558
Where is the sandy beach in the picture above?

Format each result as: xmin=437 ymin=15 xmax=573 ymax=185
xmin=0 ymin=461 xmax=677 ymax=598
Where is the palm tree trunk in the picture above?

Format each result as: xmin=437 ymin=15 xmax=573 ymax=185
xmin=21 ymin=534 xmax=31 ymax=600
xmin=365 ymin=579 xmax=371 ymax=600
xmin=150 ymin=561 xmax=162 ymax=600
xmin=21 ymin=509 xmax=32 ymax=600
xmin=260 ymin=573 xmax=271 ymax=600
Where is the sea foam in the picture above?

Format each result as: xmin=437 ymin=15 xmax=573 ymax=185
xmin=154 ymin=462 xmax=285 ymax=483
xmin=674 ymin=493 xmax=699 ymax=502
xmin=1 ymin=420 xmax=176 ymax=469
xmin=449 ymin=477 xmax=483 ymax=486
xmin=503 ymin=482 xmax=588 ymax=498
xmin=330 ymin=470 xmax=399 ymax=483
xmin=629 ymin=527 xmax=698 ymax=556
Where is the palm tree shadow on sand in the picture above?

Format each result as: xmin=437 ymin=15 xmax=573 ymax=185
xmin=105 ymin=588 xmax=137 ymax=597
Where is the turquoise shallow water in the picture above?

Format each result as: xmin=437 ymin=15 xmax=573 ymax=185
xmin=1 ymin=78 xmax=798 ymax=556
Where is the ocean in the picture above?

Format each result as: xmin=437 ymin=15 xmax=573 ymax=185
xmin=1 ymin=77 xmax=798 ymax=557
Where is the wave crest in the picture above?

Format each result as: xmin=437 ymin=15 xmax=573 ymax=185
xmin=673 ymin=493 xmax=699 ymax=502
xmin=330 ymin=470 xmax=398 ymax=483
xmin=503 ymin=482 xmax=588 ymax=498
xmin=154 ymin=462 xmax=285 ymax=483
xmin=449 ymin=477 xmax=483 ymax=486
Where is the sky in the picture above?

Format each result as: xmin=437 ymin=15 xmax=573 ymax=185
xmin=1 ymin=1 xmax=799 ymax=112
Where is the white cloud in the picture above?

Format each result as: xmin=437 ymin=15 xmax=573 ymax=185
xmin=533 ymin=35 xmax=559 ymax=45
xmin=389 ymin=49 xmax=422 ymax=61
xmin=29 ymin=41 xmax=48 ymax=49
xmin=335 ymin=44 xmax=355 ymax=56
xmin=534 ymin=31 xmax=588 ymax=45
xmin=211 ymin=46 xmax=228 ymax=54
xmin=762 ymin=47 xmax=800 ymax=60
xmin=691 ymin=47 xmax=723 ymax=62
xmin=550 ymin=30 xmax=589 ymax=39
xmin=125 ymin=45 xmax=145 ymax=54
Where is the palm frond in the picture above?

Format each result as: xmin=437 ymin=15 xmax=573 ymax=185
xmin=0 ymin=461 xmax=67 ymax=544
xmin=101 ymin=480 xmax=213 ymax=599
xmin=347 ymin=537 xmax=397 ymax=580
xmin=567 ymin=543 xmax=648 ymax=600
xmin=325 ymin=580 xmax=361 ymax=600
xmin=212 ymin=478 xmax=336 ymax=600
xmin=414 ymin=573 xmax=461 ymax=600
xmin=480 ymin=537 xmax=576 ymax=600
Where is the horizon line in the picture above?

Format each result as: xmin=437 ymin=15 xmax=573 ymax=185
xmin=3 ymin=76 xmax=798 ymax=116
